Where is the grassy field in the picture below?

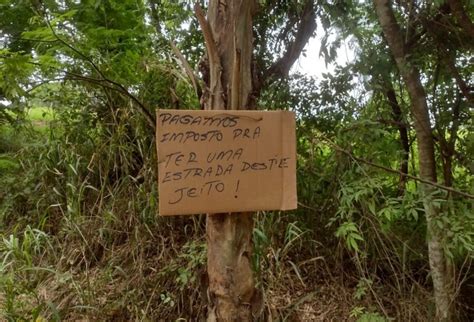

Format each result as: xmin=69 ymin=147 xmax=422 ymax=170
xmin=27 ymin=106 xmax=54 ymax=122
xmin=0 ymin=107 xmax=53 ymax=173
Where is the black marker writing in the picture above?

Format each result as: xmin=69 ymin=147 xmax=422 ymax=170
xmin=162 ymin=164 xmax=234 ymax=183
xmin=159 ymin=113 xmax=239 ymax=128
xmin=233 ymin=127 xmax=261 ymax=140
xmin=163 ymin=151 xmax=198 ymax=167
xmin=168 ymin=180 xmax=226 ymax=204
xmin=241 ymin=157 xmax=290 ymax=172
xmin=207 ymin=148 xmax=243 ymax=163
xmin=160 ymin=130 xmax=223 ymax=144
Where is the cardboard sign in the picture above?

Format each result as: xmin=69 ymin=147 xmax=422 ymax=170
xmin=156 ymin=109 xmax=297 ymax=216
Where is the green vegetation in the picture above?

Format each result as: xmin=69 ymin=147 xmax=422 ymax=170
xmin=0 ymin=0 xmax=473 ymax=320
xmin=27 ymin=107 xmax=54 ymax=121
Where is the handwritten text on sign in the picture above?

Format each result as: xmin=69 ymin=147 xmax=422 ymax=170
xmin=156 ymin=109 xmax=297 ymax=216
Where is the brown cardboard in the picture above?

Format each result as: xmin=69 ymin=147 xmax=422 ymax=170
xmin=156 ymin=109 xmax=297 ymax=216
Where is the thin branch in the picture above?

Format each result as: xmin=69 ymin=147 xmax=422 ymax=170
xmin=39 ymin=10 xmax=155 ymax=129
xmin=148 ymin=1 xmax=202 ymax=100
xmin=420 ymin=15 xmax=474 ymax=104
xmin=25 ymin=78 xmax=64 ymax=93
xmin=65 ymin=72 xmax=122 ymax=90
xmin=64 ymin=72 xmax=153 ymax=123
xmin=443 ymin=51 xmax=474 ymax=104
xmin=447 ymin=0 xmax=474 ymax=41
xmin=317 ymin=134 xmax=474 ymax=200
xmin=6 ymin=36 xmax=60 ymax=43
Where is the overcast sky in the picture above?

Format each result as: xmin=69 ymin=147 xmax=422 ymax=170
xmin=291 ymin=33 xmax=356 ymax=78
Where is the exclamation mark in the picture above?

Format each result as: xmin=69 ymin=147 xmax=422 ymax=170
xmin=234 ymin=180 xmax=240 ymax=198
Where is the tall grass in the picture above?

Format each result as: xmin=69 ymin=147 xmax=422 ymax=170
xmin=1 ymin=101 xmax=472 ymax=320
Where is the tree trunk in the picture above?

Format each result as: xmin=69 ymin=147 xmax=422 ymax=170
xmin=195 ymin=1 xmax=315 ymax=319
xmin=195 ymin=1 xmax=259 ymax=321
xmin=374 ymin=0 xmax=454 ymax=320
xmin=385 ymin=83 xmax=410 ymax=195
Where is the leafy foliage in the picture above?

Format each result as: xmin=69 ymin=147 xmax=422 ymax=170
xmin=0 ymin=0 xmax=473 ymax=320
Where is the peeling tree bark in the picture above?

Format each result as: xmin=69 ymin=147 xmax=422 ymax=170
xmin=374 ymin=0 xmax=454 ymax=320
xmin=195 ymin=1 xmax=316 ymax=319
xmin=195 ymin=1 xmax=258 ymax=321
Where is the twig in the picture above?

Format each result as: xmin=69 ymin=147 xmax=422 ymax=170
xmin=6 ymin=36 xmax=59 ymax=43
xmin=40 ymin=10 xmax=155 ymax=129
xmin=317 ymin=134 xmax=474 ymax=200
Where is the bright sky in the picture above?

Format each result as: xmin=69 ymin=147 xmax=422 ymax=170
xmin=291 ymin=34 xmax=356 ymax=78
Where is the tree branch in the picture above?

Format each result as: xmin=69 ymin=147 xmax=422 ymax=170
xmin=148 ymin=1 xmax=203 ymax=101
xmin=194 ymin=2 xmax=225 ymax=110
xmin=262 ymin=0 xmax=316 ymax=83
xmin=447 ymin=0 xmax=474 ymax=41
xmin=38 ymin=9 xmax=156 ymax=129
xmin=442 ymin=51 xmax=474 ymax=104
xmin=318 ymin=134 xmax=474 ymax=200
xmin=419 ymin=14 xmax=474 ymax=104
